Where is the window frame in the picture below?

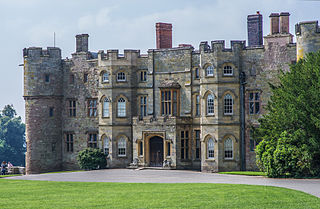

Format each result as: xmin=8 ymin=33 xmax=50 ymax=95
xmin=102 ymin=72 xmax=109 ymax=83
xmin=118 ymin=137 xmax=126 ymax=157
xmin=180 ymin=130 xmax=189 ymax=160
xmin=84 ymin=73 xmax=88 ymax=83
xmin=195 ymin=130 xmax=201 ymax=159
xmin=224 ymin=94 xmax=233 ymax=115
xmin=87 ymin=133 xmax=98 ymax=148
xmin=65 ymin=133 xmax=74 ymax=153
xmin=139 ymin=95 xmax=147 ymax=118
xmin=160 ymin=89 xmax=180 ymax=116
xmin=195 ymin=94 xmax=200 ymax=116
xmin=207 ymin=94 xmax=214 ymax=116
xmin=68 ymin=100 xmax=76 ymax=117
xmin=102 ymin=97 xmax=110 ymax=118
xmin=87 ymin=99 xmax=98 ymax=117
xmin=206 ymin=65 xmax=214 ymax=77
xmin=140 ymin=70 xmax=147 ymax=82
xmin=103 ymin=136 xmax=109 ymax=156
xmin=223 ymin=65 xmax=233 ymax=76
xmin=194 ymin=68 xmax=200 ymax=79
xmin=49 ymin=107 xmax=54 ymax=117
xmin=45 ymin=74 xmax=50 ymax=83
xmin=224 ymin=138 xmax=233 ymax=159
xmin=207 ymin=138 xmax=214 ymax=159
xmin=117 ymin=72 xmax=126 ymax=82
xmin=117 ymin=97 xmax=126 ymax=117
xmin=249 ymin=92 xmax=260 ymax=115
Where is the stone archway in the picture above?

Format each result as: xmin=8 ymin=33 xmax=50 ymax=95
xmin=149 ymin=136 xmax=164 ymax=167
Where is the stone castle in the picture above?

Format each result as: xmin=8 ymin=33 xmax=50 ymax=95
xmin=23 ymin=12 xmax=320 ymax=174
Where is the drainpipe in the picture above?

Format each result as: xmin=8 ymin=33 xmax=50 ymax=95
xmin=152 ymin=50 xmax=156 ymax=118
xmin=240 ymin=71 xmax=246 ymax=171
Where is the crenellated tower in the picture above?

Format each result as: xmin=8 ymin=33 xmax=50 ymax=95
xmin=296 ymin=21 xmax=320 ymax=60
xmin=23 ymin=47 xmax=63 ymax=174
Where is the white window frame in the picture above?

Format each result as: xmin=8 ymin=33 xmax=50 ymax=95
xmin=224 ymin=138 xmax=233 ymax=159
xmin=118 ymin=137 xmax=126 ymax=156
xmin=102 ymin=72 xmax=109 ymax=83
xmin=207 ymin=94 xmax=214 ymax=115
xmin=103 ymin=98 xmax=110 ymax=117
xmin=224 ymin=94 xmax=233 ymax=115
xmin=103 ymin=136 xmax=109 ymax=156
xmin=207 ymin=138 xmax=214 ymax=159
xmin=117 ymin=72 xmax=126 ymax=82
xmin=117 ymin=97 xmax=126 ymax=117
xmin=223 ymin=65 xmax=233 ymax=76
xmin=206 ymin=65 xmax=214 ymax=76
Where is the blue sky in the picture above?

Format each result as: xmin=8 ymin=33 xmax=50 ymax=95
xmin=0 ymin=0 xmax=319 ymax=121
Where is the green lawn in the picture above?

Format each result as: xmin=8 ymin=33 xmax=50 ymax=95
xmin=218 ymin=171 xmax=267 ymax=176
xmin=0 ymin=180 xmax=319 ymax=208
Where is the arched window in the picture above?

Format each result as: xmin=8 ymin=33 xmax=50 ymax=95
xmin=103 ymin=98 xmax=110 ymax=117
xmin=206 ymin=65 xmax=214 ymax=76
xmin=118 ymin=137 xmax=126 ymax=156
xmin=117 ymin=72 xmax=126 ymax=81
xmin=224 ymin=138 xmax=233 ymax=159
xmin=207 ymin=138 xmax=214 ymax=159
xmin=223 ymin=65 xmax=233 ymax=76
xmin=117 ymin=97 xmax=126 ymax=117
xmin=102 ymin=72 xmax=109 ymax=82
xmin=224 ymin=94 xmax=233 ymax=115
xmin=103 ymin=136 xmax=109 ymax=156
xmin=207 ymin=94 xmax=214 ymax=115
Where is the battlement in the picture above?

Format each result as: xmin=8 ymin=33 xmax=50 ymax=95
xmin=23 ymin=47 xmax=61 ymax=59
xmin=295 ymin=21 xmax=320 ymax=36
xmin=98 ymin=49 xmax=141 ymax=61
xmin=199 ymin=40 xmax=246 ymax=53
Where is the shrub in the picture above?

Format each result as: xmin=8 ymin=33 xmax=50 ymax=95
xmin=77 ymin=148 xmax=107 ymax=170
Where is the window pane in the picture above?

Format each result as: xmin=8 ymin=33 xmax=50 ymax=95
xmin=255 ymin=102 xmax=260 ymax=114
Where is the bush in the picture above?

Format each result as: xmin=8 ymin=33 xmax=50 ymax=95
xmin=77 ymin=148 xmax=107 ymax=170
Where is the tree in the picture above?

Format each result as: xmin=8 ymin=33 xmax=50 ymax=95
xmin=255 ymin=51 xmax=320 ymax=178
xmin=0 ymin=105 xmax=26 ymax=166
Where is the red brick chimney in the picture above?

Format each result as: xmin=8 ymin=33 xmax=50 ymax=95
xmin=156 ymin=23 xmax=172 ymax=49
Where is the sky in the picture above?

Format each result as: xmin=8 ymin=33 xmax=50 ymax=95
xmin=0 ymin=0 xmax=319 ymax=122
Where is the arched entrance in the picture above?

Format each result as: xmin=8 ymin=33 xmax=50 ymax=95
xmin=149 ymin=136 xmax=164 ymax=167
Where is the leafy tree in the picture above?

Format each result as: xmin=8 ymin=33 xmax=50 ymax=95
xmin=0 ymin=105 xmax=26 ymax=166
xmin=255 ymin=51 xmax=320 ymax=178
xmin=77 ymin=148 xmax=107 ymax=170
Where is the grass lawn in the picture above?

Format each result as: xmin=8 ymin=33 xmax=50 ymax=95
xmin=0 ymin=180 xmax=319 ymax=209
xmin=219 ymin=171 xmax=267 ymax=176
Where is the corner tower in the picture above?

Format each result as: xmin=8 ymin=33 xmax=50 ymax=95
xmin=296 ymin=21 xmax=320 ymax=60
xmin=23 ymin=47 xmax=63 ymax=174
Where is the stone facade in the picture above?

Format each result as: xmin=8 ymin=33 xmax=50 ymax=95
xmin=23 ymin=12 xmax=320 ymax=174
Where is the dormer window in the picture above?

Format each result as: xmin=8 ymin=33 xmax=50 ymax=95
xmin=102 ymin=72 xmax=109 ymax=83
xmin=223 ymin=65 xmax=233 ymax=76
xmin=117 ymin=72 xmax=126 ymax=82
xmin=206 ymin=65 xmax=214 ymax=76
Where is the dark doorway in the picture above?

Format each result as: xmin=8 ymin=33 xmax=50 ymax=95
xmin=149 ymin=136 xmax=164 ymax=167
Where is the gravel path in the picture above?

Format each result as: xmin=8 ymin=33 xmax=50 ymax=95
xmin=6 ymin=169 xmax=320 ymax=198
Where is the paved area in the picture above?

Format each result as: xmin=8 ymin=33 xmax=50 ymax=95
xmin=6 ymin=169 xmax=320 ymax=198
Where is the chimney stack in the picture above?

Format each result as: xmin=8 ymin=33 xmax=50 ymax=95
xmin=280 ymin=12 xmax=290 ymax=34
xmin=156 ymin=23 xmax=172 ymax=49
xmin=76 ymin=34 xmax=89 ymax=52
xmin=247 ymin=11 xmax=263 ymax=46
xmin=269 ymin=13 xmax=280 ymax=34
